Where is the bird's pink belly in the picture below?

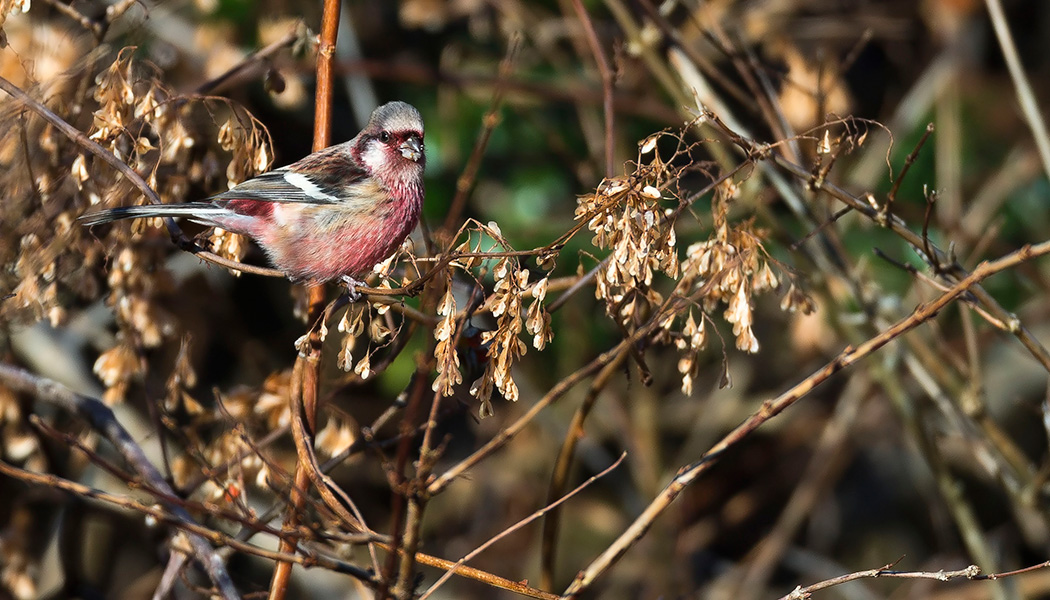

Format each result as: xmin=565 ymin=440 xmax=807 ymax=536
xmin=268 ymin=219 xmax=407 ymax=283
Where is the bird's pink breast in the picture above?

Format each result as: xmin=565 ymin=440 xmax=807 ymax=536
xmin=262 ymin=188 xmax=422 ymax=283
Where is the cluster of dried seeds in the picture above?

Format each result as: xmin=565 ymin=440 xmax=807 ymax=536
xmin=71 ymin=54 xmax=269 ymax=402
xmin=212 ymin=116 xmax=273 ymax=265
xmin=576 ymin=143 xmax=679 ymax=329
xmin=420 ymin=222 xmax=555 ymax=417
xmin=575 ymin=133 xmax=812 ymax=395
xmin=169 ymin=370 xmax=295 ymax=498
xmin=469 ymin=258 xmax=532 ymax=415
xmin=326 ymin=248 xmax=410 ymax=380
xmin=669 ymin=177 xmax=813 ymax=393
xmin=432 ymin=281 xmax=464 ymax=397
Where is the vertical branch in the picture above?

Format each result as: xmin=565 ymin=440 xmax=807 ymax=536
xmin=570 ymin=0 xmax=616 ymax=178
xmin=984 ymin=0 xmax=1050 ymax=182
xmin=313 ymin=0 xmax=342 ymax=154
xmin=268 ymin=1 xmax=341 ymax=599
xmin=392 ymin=283 xmax=483 ymax=597
xmin=267 ymin=359 xmax=315 ymax=600
xmin=377 ymin=370 xmax=429 ymax=600
xmin=385 ymin=274 xmax=481 ymax=598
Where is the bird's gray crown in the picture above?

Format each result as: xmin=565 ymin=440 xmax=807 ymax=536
xmin=369 ymin=101 xmax=423 ymax=133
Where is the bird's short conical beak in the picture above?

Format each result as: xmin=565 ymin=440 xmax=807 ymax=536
xmin=399 ymin=137 xmax=423 ymax=162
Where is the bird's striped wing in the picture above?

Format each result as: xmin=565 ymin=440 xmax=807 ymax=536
xmin=210 ymin=145 xmax=367 ymax=206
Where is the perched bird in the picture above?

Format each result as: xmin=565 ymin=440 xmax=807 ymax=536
xmin=81 ymin=101 xmax=425 ymax=291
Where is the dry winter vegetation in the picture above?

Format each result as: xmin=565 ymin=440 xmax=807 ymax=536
xmin=4 ymin=0 xmax=1050 ymax=598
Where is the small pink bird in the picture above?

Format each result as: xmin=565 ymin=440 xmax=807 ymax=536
xmin=81 ymin=101 xmax=425 ymax=293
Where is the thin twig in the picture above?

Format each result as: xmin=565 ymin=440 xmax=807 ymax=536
xmin=741 ymin=124 xmax=1050 ymax=375
xmin=563 ymin=238 xmax=1050 ymax=597
xmin=734 ymin=374 xmax=871 ymax=598
xmin=778 ymin=557 xmax=1050 ymax=599
xmin=0 ymin=364 xmax=241 ymax=600
xmin=30 ymin=415 xmax=300 ymax=543
xmin=385 ymin=364 xmax=432 ymax=599
xmin=423 ymin=454 xmax=625 ymax=599
xmin=790 ymin=206 xmax=853 ymax=251
xmin=884 ymin=122 xmax=935 ymax=219
xmin=635 ymin=0 xmax=753 ymax=110
xmin=370 ymin=543 xmax=559 ymax=600
xmin=540 ymin=352 xmax=630 ymax=589
xmin=984 ymin=0 xmax=1050 ymax=182
xmin=441 ymin=38 xmax=519 ymax=234
xmin=922 ymin=187 xmax=939 ymax=272
xmin=571 ymin=0 xmax=616 ymax=177
xmin=196 ymin=23 xmax=308 ymax=96
xmin=0 ymin=459 xmax=378 ymax=583
xmin=37 ymin=0 xmax=102 ymax=37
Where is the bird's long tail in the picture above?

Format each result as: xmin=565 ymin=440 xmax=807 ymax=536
xmin=79 ymin=203 xmax=228 ymax=227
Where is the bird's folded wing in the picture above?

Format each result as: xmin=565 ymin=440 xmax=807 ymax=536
xmin=210 ymin=153 xmax=367 ymax=206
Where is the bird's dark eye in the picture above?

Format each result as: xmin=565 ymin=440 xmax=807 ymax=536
xmin=378 ymin=131 xmax=391 ymax=143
